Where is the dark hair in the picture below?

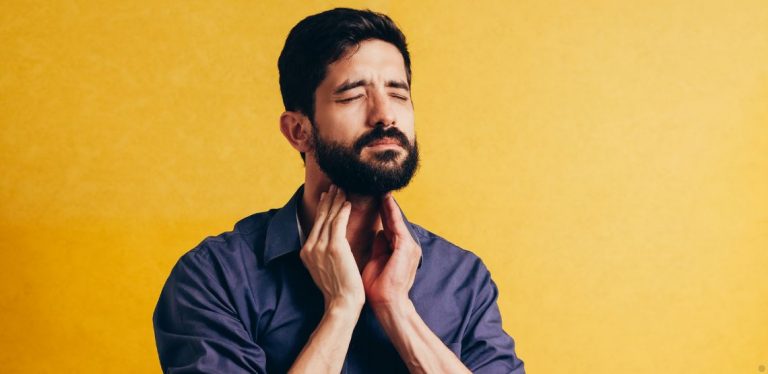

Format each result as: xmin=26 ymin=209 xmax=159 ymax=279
xmin=277 ymin=8 xmax=412 ymax=161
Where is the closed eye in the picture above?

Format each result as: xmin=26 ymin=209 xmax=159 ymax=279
xmin=390 ymin=93 xmax=409 ymax=101
xmin=336 ymin=95 xmax=364 ymax=103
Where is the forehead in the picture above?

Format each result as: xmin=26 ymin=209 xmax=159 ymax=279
xmin=322 ymin=39 xmax=408 ymax=86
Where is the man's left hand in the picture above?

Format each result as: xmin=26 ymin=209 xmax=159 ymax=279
xmin=361 ymin=194 xmax=421 ymax=308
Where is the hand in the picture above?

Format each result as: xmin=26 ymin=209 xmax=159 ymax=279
xmin=362 ymin=194 xmax=422 ymax=308
xmin=300 ymin=185 xmax=365 ymax=312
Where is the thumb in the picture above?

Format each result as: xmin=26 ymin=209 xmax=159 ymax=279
xmin=371 ymin=230 xmax=390 ymax=260
xmin=381 ymin=194 xmax=409 ymax=241
xmin=363 ymin=230 xmax=390 ymax=282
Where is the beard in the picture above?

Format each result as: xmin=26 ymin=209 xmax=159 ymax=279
xmin=312 ymin=125 xmax=419 ymax=197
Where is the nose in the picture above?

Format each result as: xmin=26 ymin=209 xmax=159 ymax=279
xmin=367 ymin=89 xmax=396 ymax=128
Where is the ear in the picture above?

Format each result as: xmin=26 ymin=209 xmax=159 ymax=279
xmin=280 ymin=111 xmax=312 ymax=153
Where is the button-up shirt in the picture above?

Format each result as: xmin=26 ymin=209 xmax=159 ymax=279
xmin=153 ymin=186 xmax=525 ymax=373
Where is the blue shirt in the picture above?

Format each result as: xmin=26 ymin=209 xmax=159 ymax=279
xmin=153 ymin=186 xmax=525 ymax=373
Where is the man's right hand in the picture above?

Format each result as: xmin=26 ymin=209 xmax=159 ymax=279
xmin=289 ymin=186 xmax=364 ymax=373
xmin=299 ymin=185 xmax=365 ymax=312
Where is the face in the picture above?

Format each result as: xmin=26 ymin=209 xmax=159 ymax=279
xmin=310 ymin=39 xmax=418 ymax=196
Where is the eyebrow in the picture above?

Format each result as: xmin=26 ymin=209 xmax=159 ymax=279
xmin=332 ymin=79 xmax=410 ymax=95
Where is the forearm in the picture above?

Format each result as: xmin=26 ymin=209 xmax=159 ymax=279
xmin=373 ymin=300 xmax=471 ymax=374
xmin=288 ymin=304 xmax=361 ymax=374
xmin=292 ymin=186 xmax=366 ymax=373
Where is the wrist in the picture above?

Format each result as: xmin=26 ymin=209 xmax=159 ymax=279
xmin=370 ymin=297 xmax=415 ymax=319
xmin=326 ymin=298 xmax=364 ymax=317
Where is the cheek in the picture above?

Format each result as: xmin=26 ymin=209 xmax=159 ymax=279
xmin=396 ymin=107 xmax=416 ymax=138
xmin=314 ymin=106 xmax=365 ymax=141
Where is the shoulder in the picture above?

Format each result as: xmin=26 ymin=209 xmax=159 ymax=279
xmin=175 ymin=209 xmax=278 ymax=278
xmin=409 ymin=222 xmax=491 ymax=280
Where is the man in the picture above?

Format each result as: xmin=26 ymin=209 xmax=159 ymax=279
xmin=153 ymin=8 xmax=525 ymax=373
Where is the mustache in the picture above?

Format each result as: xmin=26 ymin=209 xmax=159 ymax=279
xmin=353 ymin=127 xmax=411 ymax=153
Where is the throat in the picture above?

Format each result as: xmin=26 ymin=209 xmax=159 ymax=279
xmin=345 ymin=194 xmax=383 ymax=271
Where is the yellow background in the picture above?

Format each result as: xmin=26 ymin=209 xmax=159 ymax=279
xmin=1 ymin=0 xmax=767 ymax=372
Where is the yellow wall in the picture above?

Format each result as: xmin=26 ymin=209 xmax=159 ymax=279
xmin=2 ymin=1 xmax=767 ymax=372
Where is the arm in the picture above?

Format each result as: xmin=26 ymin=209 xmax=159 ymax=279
xmin=153 ymin=185 xmax=364 ymax=374
xmin=460 ymin=261 xmax=526 ymax=373
xmin=362 ymin=195 xmax=471 ymax=373
xmin=373 ymin=299 xmax=471 ymax=373
xmin=370 ymin=261 xmax=526 ymax=373
xmin=153 ymin=250 xmax=267 ymax=373
xmin=289 ymin=185 xmax=365 ymax=373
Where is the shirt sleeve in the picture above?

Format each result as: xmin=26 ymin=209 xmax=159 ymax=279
xmin=460 ymin=259 xmax=526 ymax=373
xmin=153 ymin=248 xmax=268 ymax=373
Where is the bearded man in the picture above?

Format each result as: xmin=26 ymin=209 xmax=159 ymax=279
xmin=153 ymin=8 xmax=525 ymax=374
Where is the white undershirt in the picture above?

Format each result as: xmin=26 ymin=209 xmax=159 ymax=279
xmin=296 ymin=208 xmax=307 ymax=247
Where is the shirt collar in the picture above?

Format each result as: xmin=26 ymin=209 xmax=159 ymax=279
xmin=264 ymin=185 xmax=423 ymax=268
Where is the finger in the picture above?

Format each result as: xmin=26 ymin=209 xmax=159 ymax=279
xmin=380 ymin=196 xmax=393 ymax=239
xmin=322 ymin=187 xmax=345 ymax=244
xmin=326 ymin=187 xmax=346 ymax=224
xmin=305 ymin=191 xmax=328 ymax=246
xmin=382 ymin=195 xmax=410 ymax=238
xmin=331 ymin=200 xmax=352 ymax=240
xmin=371 ymin=230 xmax=391 ymax=258
xmin=362 ymin=230 xmax=390 ymax=282
xmin=319 ymin=185 xmax=337 ymax=217
xmin=317 ymin=185 xmax=337 ymax=245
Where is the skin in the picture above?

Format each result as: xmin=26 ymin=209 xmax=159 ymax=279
xmin=280 ymin=39 xmax=470 ymax=374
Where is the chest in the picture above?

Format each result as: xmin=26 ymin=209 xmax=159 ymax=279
xmin=245 ymin=257 xmax=467 ymax=373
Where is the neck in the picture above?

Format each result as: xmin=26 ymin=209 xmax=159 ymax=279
xmin=344 ymin=194 xmax=383 ymax=269
xmin=299 ymin=163 xmax=385 ymax=271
